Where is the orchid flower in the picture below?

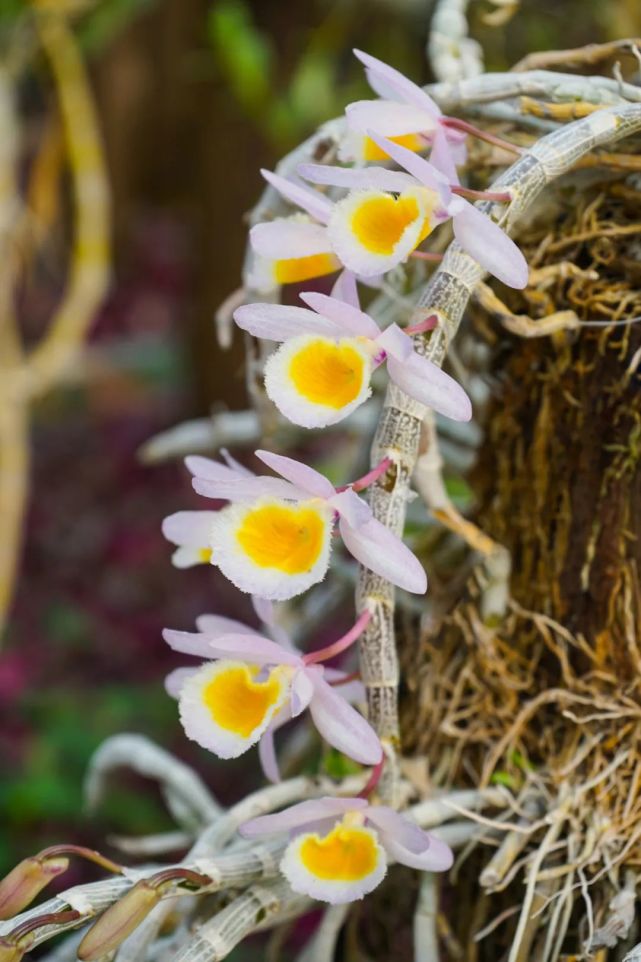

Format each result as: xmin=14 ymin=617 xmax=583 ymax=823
xmin=161 ymin=450 xmax=254 ymax=568
xmin=340 ymin=49 xmax=467 ymax=175
xmin=298 ymin=132 xmax=528 ymax=288
xmin=163 ymin=612 xmax=381 ymax=781
xmin=187 ymin=448 xmax=427 ymax=599
xmin=240 ymin=796 xmax=453 ymax=904
xmin=234 ymin=288 xmax=471 ymax=428
xmin=248 ymin=170 xmax=341 ymax=293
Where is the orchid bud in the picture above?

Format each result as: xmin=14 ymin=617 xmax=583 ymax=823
xmin=0 ymin=857 xmax=69 ymax=920
xmin=77 ymin=881 xmax=161 ymax=961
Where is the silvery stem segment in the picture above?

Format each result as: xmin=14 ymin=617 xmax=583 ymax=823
xmin=355 ymin=104 xmax=641 ymax=805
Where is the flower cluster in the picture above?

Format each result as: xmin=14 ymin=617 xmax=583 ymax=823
xmin=161 ymin=49 xmax=528 ymax=905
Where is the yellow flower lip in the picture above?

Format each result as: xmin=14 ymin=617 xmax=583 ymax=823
xmin=362 ymin=132 xmax=425 ymax=162
xmin=202 ymin=663 xmax=287 ymax=739
xmin=288 ymin=339 xmax=368 ymax=410
xmin=350 ymin=192 xmax=421 ymax=255
xmin=298 ymin=820 xmax=380 ymax=883
xmin=235 ymin=502 xmax=328 ymax=574
xmin=274 ymin=252 xmax=340 ymax=285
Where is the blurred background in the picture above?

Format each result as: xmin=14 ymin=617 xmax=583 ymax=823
xmin=1 ymin=0 xmax=640 ymax=921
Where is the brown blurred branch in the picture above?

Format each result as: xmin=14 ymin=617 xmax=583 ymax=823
xmin=0 ymin=6 xmax=110 ymax=639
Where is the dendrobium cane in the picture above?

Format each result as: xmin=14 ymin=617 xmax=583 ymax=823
xmin=340 ymin=49 xmax=467 ymax=172
xmin=240 ymin=797 xmax=453 ymax=904
xmin=234 ymin=288 xmax=472 ymax=427
xmin=187 ymin=449 xmax=427 ymax=599
xmin=299 ymin=132 xmax=528 ymax=288
xmin=163 ymin=611 xmax=381 ymax=781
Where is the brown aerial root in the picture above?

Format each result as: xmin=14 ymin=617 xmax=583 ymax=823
xmin=396 ymin=176 xmax=641 ymax=960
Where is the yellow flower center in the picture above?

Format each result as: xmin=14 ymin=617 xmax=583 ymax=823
xmin=299 ymin=822 xmax=380 ymax=882
xmin=349 ymin=190 xmax=434 ymax=255
xmin=274 ymin=252 xmax=340 ymax=285
xmin=236 ymin=502 xmax=327 ymax=574
xmin=197 ymin=547 xmax=213 ymax=563
xmin=288 ymin=339 xmax=366 ymax=409
xmin=202 ymin=664 xmax=285 ymax=738
xmin=363 ymin=132 xmax=424 ymax=162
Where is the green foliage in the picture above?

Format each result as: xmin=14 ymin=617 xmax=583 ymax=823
xmin=1 ymin=684 xmax=178 ymax=872
xmin=321 ymin=748 xmax=362 ymax=780
xmin=206 ymin=0 xmax=369 ymax=149
xmin=208 ymin=0 xmax=273 ymax=112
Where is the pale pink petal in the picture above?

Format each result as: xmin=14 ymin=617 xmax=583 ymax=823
xmin=165 ymin=667 xmax=198 ymax=699
xmin=366 ymin=807 xmax=453 ymax=869
xmin=185 ymin=455 xmax=245 ymax=482
xmin=163 ymin=628 xmax=220 ymax=659
xmin=447 ymin=129 xmax=469 ymax=166
xmin=299 ymin=291 xmax=380 ymax=339
xmin=195 ymin=614 xmax=257 ymax=636
xmin=161 ymin=511 xmax=216 ymax=547
xmin=346 ymin=99 xmax=436 ymax=136
xmin=308 ymin=675 xmax=382 ymax=765
xmin=365 ymin=807 xmax=431 ymax=853
xmin=220 ymin=449 xmax=254 ymax=477
xmin=258 ymin=727 xmax=281 ymax=783
xmin=261 ymin=168 xmax=333 ymax=224
xmin=353 ymin=49 xmax=442 ymax=118
xmin=233 ymin=303 xmax=345 ymax=341
xmin=452 ymin=201 xmax=529 ymax=289
xmin=252 ymin=595 xmax=275 ymax=626
xmin=367 ymin=133 xmax=450 ymax=201
xmin=330 ymin=270 xmax=360 ymax=308
xmin=323 ymin=669 xmax=366 ymax=703
xmin=338 ymin=516 xmax=427 ymax=594
xmin=429 ymin=125 xmax=460 ymax=184
xmin=205 ymin=632 xmax=302 ymax=666
xmin=370 ymin=819 xmax=454 ymax=871
xmin=250 ymin=220 xmax=332 ymax=260
xmin=386 ymin=353 xmax=472 ymax=422
xmin=240 ymin=797 xmax=367 ymax=838
xmin=291 ymin=669 xmax=315 ymax=717
xmin=254 ymin=450 xmax=335 ymax=500
xmin=191 ymin=474 xmax=303 ymax=503
xmin=328 ymin=489 xmax=372 ymax=529
xmin=162 ymin=628 xmax=300 ymax=666
xmin=298 ymin=162 xmax=415 ymax=194
xmin=375 ymin=323 xmax=413 ymax=362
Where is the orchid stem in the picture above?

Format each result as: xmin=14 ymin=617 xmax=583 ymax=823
xmin=442 ymin=116 xmax=524 ymax=155
xmin=328 ymin=669 xmax=361 ymax=687
xmin=350 ymin=456 xmax=392 ymax=493
xmin=405 ymin=314 xmax=438 ymax=336
xmin=303 ymin=610 xmax=372 ymax=666
xmin=410 ymin=250 xmax=443 ymax=262
xmin=451 ymin=185 xmax=512 ymax=203
xmin=358 ymin=756 xmax=385 ymax=799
